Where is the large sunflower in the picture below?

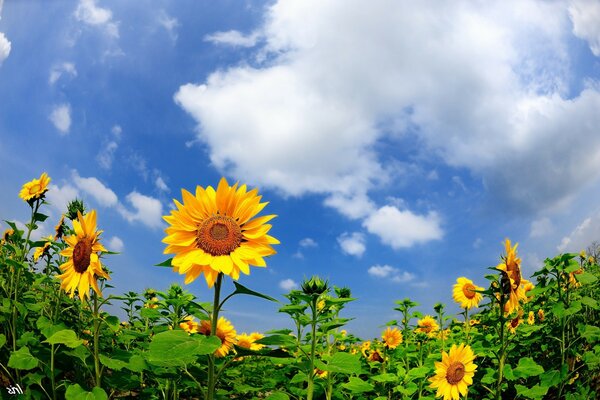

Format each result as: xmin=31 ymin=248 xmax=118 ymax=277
xmin=19 ymin=172 xmax=51 ymax=202
xmin=199 ymin=317 xmax=237 ymax=357
xmin=382 ymin=327 xmax=403 ymax=349
xmin=57 ymin=210 xmax=109 ymax=300
xmin=497 ymin=239 xmax=530 ymax=315
xmin=163 ymin=177 xmax=279 ymax=287
xmin=429 ymin=343 xmax=477 ymax=400
xmin=452 ymin=277 xmax=483 ymax=309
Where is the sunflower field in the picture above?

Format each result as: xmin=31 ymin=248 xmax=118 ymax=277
xmin=0 ymin=173 xmax=599 ymax=400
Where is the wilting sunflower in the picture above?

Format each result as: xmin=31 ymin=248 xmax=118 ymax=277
xmin=54 ymin=214 xmax=66 ymax=240
xmin=236 ymin=332 xmax=265 ymax=351
xmin=57 ymin=210 xmax=109 ymax=300
xmin=416 ymin=315 xmax=440 ymax=336
xmin=452 ymin=277 xmax=483 ymax=309
xmin=382 ymin=327 xmax=403 ymax=349
xmin=163 ymin=178 xmax=279 ymax=287
xmin=429 ymin=343 xmax=477 ymax=400
xmin=19 ymin=172 xmax=51 ymax=202
xmin=199 ymin=317 xmax=237 ymax=357
xmin=497 ymin=239 xmax=530 ymax=315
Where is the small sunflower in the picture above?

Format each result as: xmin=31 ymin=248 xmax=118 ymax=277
xmin=19 ymin=172 xmax=51 ymax=202
xmin=236 ymin=332 xmax=265 ymax=351
xmin=56 ymin=210 xmax=109 ymax=300
xmin=163 ymin=178 xmax=279 ymax=287
xmin=2 ymin=228 xmax=14 ymax=242
xmin=497 ymin=239 xmax=530 ymax=315
xmin=315 ymin=368 xmax=328 ymax=378
xmin=527 ymin=311 xmax=535 ymax=325
xmin=537 ymin=309 xmax=545 ymax=322
xmin=368 ymin=349 xmax=384 ymax=363
xmin=452 ymin=277 xmax=483 ymax=309
xmin=382 ymin=327 xmax=403 ymax=349
xmin=416 ymin=315 xmax=440 ymax=336
xmin=429 ymin=343 xmax=477 ymax=400
xmin=180 ymin=316 xmax=201 ymax=334
xmin=54 ymin=214 xmax=66 ymax=240
xmin=199 ymin=317 xmax=237 ymax=357
xmin=33 ymin=236 xmax=53 ymax=262
xmin=360 ymin=341 xmax=371 ymax=358
xmin=507 ymin=315 xmax=521 ymax=334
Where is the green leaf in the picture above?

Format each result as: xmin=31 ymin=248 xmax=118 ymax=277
xmin=514 ymin=384 xmax=548 ymax=399
xmin=576 ymin=271 xmax=597 ymax=285
xmin=342 ymin=377 xmax=374 ymax=393
xmin=256 ymin=334 xmax=297 ymax=347
xmin=65 ymin=384 xmax=108 ymax=400
xmin=139 ymin=308 xmax=161 ymax=319
xmin=315 ymin=352 xmax=361 ymax=374
xmin=44 ymin=329 xmax=83 ymax=348
xmin=540 ymin=369 xmax=562 ymax=388
xmin=370 ymin=373 xmax=398 ymax=383
xmin=8 ymin=347 xmax=39 ymax=370
xmin=503 ymin=364 xmax=516 ymax=381
xmin=563 ymin=301 xmax=582 ymax=317
xmin=33 ymin=212 xmax=49 ymax=223
xmin=230 ymin=281 xmax=277 ymax=302
xmin=99 ymin=354 xmax=129 ymax=371
xmin=406 ymin=366 xmax=430 ymax=380
xmin=513 ymin=357 xmax=544 ymax=378
xmin=580 ymin=324 xmax=600 ymax=343
xmin=0 ymin=334 xmax=6 ymax=348
xmin=580 ymin=296 xmax=599 ymax=310
xmin=146 ymin=330 xmax=220 ymax=366
xmin=265 ymin=392 xmax=290 ymax=400
xmin=126 ymin=355 xmax=148 ymax=372
xmin=154 ymin=258 xmax=173 ymax=267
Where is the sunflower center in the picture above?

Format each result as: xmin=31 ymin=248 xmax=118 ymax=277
xmin=196 ymin=215 xmax=242 ymax=256
xmin=446 ymin=361 xmax=466 ymax=384
xmin=73 ymin=238 xmax=93 ymax=273
xmin=29 ymin=183 xmax=41 ymax=194
xmin=462 ymin=283 xmax=477 ymax=299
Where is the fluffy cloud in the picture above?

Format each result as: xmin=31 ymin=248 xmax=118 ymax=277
xmin=74 ymin=0 xmax=119 ymax=38
xmin=368 ymin=264 xmax=415 ymax=283
xmin=97 ymin=141 xmax=118 ymax=169
xmin=299 ymin=238 xmax=318 ymax=248
xmin=72 ymin=170 xmax=118 ymax=207
xmin=363 ymin=206 xmax=442 ymax=249
xmin=118 ymin=191 xmax=163 ymax=229
xmin=337 ymin=232 xmax=366 ymax=257
xmin=279 ymin=278 xmax=298 ymax=291
xmin=568 ymin=0 xmax=600 ymax=56
xmin=0 ymin=32 xmax=10 ymax=65
xmin=107 ymin=236 xmax=124 ymax=252
xmin=49 ymin=62 xmax=77 ymax=85
xmin=46 ymin=183 xmax=80 ymax=214
xmin=176 ymin=0 xmax=600 ymax=224
xmin=558 ymin=210 xmax=600 ymax=252
xmin=158 ymin=10 xmax=179 ymax=41
xmin=205 ymin=30 xmax=260 ymax=47
xmin=49 ymin=104 xmax=71 ymax=135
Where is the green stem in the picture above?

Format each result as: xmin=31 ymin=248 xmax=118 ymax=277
xmin=307 ymin=296 xmax=318 ymax=400
xmin=465 ymin=307 xmax=470 ymax=344
xmin=50 ymin=343 xmax=56 ymax=400
xmin=93 ymin=293 xmax=102 ymax=388
xmin=495 ymin=294 xmax=506 ymax=400
xmin=206 ymin=273 xmax=223 ymax=400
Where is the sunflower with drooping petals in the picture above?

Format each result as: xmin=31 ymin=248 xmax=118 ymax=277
xmin=416 ymin=315 xmax=439 ymax=336
xmin=19 ymin=172 xmax=51 ymax=202
xmin=382 ymin=327 xmax=403 ymax=349
xmin=429 ymin=343 xmax=477 ymax=400
xmin=199 ymin=316 xmax=237 ymax=357
xmin=54 ymin=214 xmax=66 ymax=240
xmin=33 ymin=236 xmax=53 ymax=262
xmin=452 ymin=277 xmax=483 ymax=309
xmin=497 ymin=239 xmax=530 ymax=315
xmin=57 ymin=210 xmax=109 ymax=300
xmin=163 ymin=177 xmax=279 ymax=287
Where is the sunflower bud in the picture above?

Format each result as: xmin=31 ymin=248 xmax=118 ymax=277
xmin=66 ymin=199 xmax=86 ymax=221
xmin=335 ymin=286 xmax=352 ymax=299
xmin=301 ymin=276 xmax=329 ymax=297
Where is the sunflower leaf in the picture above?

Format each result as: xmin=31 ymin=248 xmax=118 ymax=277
xmin=342 ymin=377 xmax=374 ymax=393
xmin=513 ymin=357 xmax=544 ymax=378
xmin=146 ymin=330 xmax=220 ymax=366
xmin=154 ymin=258 xmax=173 ymax=267
xmin=8 ymin=347 xmax=39 ymax=370
xmin=44 ymin=329 xmax=84 ymax=348
xmin=65 ymin=384 xmax=108 ymax=400
xmin=230 ymin=281 xmax=277 ymax=303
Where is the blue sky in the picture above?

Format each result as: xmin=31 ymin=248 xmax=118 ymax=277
xmin=1 ymin=0 xmax=600 ymax=339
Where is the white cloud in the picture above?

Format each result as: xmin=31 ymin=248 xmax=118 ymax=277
xmin=49 ymin=104 xmax=72 ymax=135
xmin=530 ymin=217 xmax=554 ymax=238
xmin=118 ymin=191 xmax=163 ymax=229
xmin=72 ymin=170 xmax=118 ymax=207
xmin=558 ymin=210 xmax=600 ymax=252
xmin=46 ymin=183 xmax=80 ymax=214
xmin=49 ymin=62 xmax=77 ymax=85
xmin=299 ymin=238 xmax=317 ymax=248
xmin=279 ymin=278 xmax=298 ymax=291
xmin=158 ymin=10 xmax=179 ymax=41
xmin=337 ymin=232 xmax=366 ymax=257
xmin=155 ymin=176 xmax=169 ymax=192
xmin=176 ymin=0 xmax=600 ymax=222
xmin=0 ymin=32 xmax=10 ymax=65
xmin=368 ymin=264 xmax=415 ymax=283
xmin=568 ymin=0 xmax=600 ymax=56
xmin=107 ymin=236 xmax=124 ymax=252
xmin=205 ymin=30 xmax=260 ymax=47
xmin=97 ymin=141 xmax=118 ymax=170
xmin=74 ymin=0 xmax=119 ymax=38
xmin=363 ymin=206 xmax=442 ymax=249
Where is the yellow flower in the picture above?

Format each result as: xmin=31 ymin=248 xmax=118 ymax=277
xmin=452 ymin=277 xmax=483 ymax=309
xmin=368 ymin=349 xmax=384 ymax=363
xmin=199 ymin=317 xmax=237 ymax=357
xmin=429 ymin=344 xmax=477 ymax=400
xmin=416 ymin=315 xmax=439 ymax=336
xmin=527 ymin=311 xmax=535 ymax=325
xmin=523 ymin=281 xmax=535 ymax=301
xmin=469 ymin=319 xmax=480 ymax=327
xmin=497 ymin=239 xmax=530 ymax=315
xmin=315 ymin=368 xmax=328 ymax=378
xmin=2 ymin=228 xmax=14 ymax=242
xmin=317 ymin=299 xmax=326 ymax=311
xmin=33 ymin=241 xmax=51 ymax=262
xmin=163 ymin=177 xmax=279 ymax=287
xmin=19 ymin=172 xmax=51 ymax=202
xmin=438 ymin=329 xmax=451 ymax=341
xmin=180 ymin=316 xmax=201 ymax=333
xmin=57 ymin=211 xmax=109 ymax=300
xmin=537 ymin=309 xmax=545 ymax=322
xmin=507 ymin=315 xmax=521 ymax=334
xmin=340 ymin=329 xmax=347 ymax=337
xmin=236 ymin=332 xmax=264 ymax=351
xmin=360 ymin=341 xmax=371 ymax=358
xmin=382 ymin=327 xmax=403 ymax=349
xmin=54 ymin=214 xmax=66 ymax=240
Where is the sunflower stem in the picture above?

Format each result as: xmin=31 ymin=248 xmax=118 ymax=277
xmin=92 ymin=292 xmax=102 ymax=388
xmin=206 ymin=273 xmax=223 ymax=400
xmin=306 ymin=296 xmax=318 ymax=400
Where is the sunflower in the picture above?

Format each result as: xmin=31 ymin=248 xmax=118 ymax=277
xmin=315 ymin=368 xmax=328 ymax=378
xmin=33 ymin=236 xmax=53 ymax=262
xmin=199 ymin=317 xmax=237 ymax=357
xmin=507 ymin=315 xmax=521 ymax=334
xmin=19 ymin=172 xmax=51 ymax=202
xmin=236 ymin=332 xmax=265 ymax=351
xmin=382 ymin=327 xmax=403 ymax=349
xmin=57 ymin=210 xmax=109 ymax=300
xmin=416 ymin=315 xmax=440 ymax=336
xmin=497 ymin=239 xmax=530 ymax=315
xmin=360 ymin=341 xmax=371 ymax=358
xmin=537 ymin=309 xmax=545 ymax=322
xmin=527 ymin=311 xmax=535 ymax=325
xmin=180 ymin=316 xmax=201 ymax=333
xmin=452 ymin=277 xmax=483 ymax=309
xmin=368 ymin=349 xmax=384 ymax=363
xmin=54 ymin=214 xmax=66 ymax=240
xmin=429 ymin=343 xmax=477 ymax=400
xmin=163 ymin=177 xmax=279 ymax=287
